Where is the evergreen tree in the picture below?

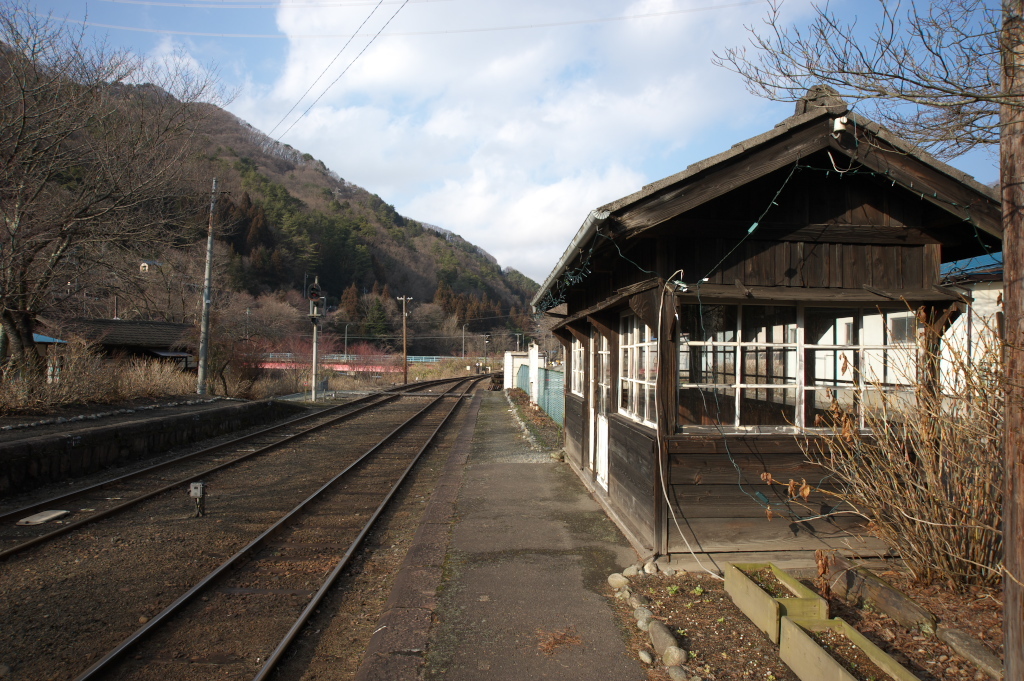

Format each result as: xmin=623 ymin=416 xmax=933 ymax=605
xmin=363 ymin=298 xmax=390 ymax=339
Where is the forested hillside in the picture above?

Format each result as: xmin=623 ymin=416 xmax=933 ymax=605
xmin=189 ymin=105 xmax=538 ymax=354
xmin=2 ymin=6 xmax=538 ymax=374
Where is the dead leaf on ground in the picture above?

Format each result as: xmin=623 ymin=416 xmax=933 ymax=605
xmin=536 ymin=626 xmax=582 ymax=655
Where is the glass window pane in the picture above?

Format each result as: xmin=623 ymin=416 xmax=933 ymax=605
xmin=740 ymin=388 xmax=797 ymax=426
xmin=805 ymin=388 xmax=857 ymax=426
xmin=677 ymin=387 xmax=735 ymax=427
xmin=806 ymin=308 xmax=857 ymax=346
xmin=742 ymin=306 xmax=797 ymax=343
xmin=679 ymin=305 xmax=737 ymax=342
xmin=806 ymin=349 xmax=857 ymax=387
xmin=742 ymin=347 xmax=797 ymax=384
xmin=862 ymin=347 xmax=917 ymax=386
xmin=861 ymin=309 xmax=885 ymax=345
xmin=862 ymin=387 xmax=917 ymax=421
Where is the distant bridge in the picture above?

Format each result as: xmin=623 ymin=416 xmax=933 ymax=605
xmin=259 ymin=354 xmax=477 ymax=373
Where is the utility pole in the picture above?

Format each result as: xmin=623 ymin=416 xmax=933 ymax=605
xmin=309 ymin=278 xmax=323 ymax=401
xmin=462 ymin=322 xmax=468 ymax=358
xmin=1001 ymin=3 xmax=1023 ymax=677
xmin=196 ymin=177 xmax=217 ymax=395
xmin=398 ymin=296 xmax=412 ymax=384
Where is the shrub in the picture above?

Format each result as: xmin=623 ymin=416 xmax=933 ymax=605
xmin=803 ymin=323 xmax=1003 ymax=588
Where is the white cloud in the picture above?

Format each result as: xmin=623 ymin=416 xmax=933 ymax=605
xmin=222 ymin=0 xmax=850 ymax=283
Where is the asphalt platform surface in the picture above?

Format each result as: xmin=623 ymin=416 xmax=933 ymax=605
xmin=357 ymin=388 xmax=644 ymax=681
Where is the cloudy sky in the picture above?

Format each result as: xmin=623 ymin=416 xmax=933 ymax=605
xmin=38 ymin=0 xmax=999 ymax=284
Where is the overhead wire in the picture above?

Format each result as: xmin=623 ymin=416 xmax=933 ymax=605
xmin=275 ymin=0 xmax=410 ymax=141
xmin=41 ymin=2 xmax=767 ymax=39
xmin=266 ymin=0 xmax=387 ymax=137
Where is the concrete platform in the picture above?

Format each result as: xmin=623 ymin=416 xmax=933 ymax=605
xmin=357 ymin=388 xmax=899 ymax=680
xmin=357 ymin=389 xmax=644 ymax=681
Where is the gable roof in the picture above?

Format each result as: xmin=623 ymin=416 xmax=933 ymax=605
xmin=533 ymin=87 xmax=1002 ymax=311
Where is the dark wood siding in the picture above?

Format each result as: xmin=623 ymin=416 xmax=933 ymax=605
xmin=668 ymin=240 xmax=938 ymax=290
xmin=608 ymin=415 xmax=656 ymax=548
xmin=564 ymin=393 xmax=586 ymax=470
xmin=665 ymin=436 xmax=872 ymax=553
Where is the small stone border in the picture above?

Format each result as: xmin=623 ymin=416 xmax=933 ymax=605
xmin=503 ymin=389 xmax=542 ymax=451
xmin=0 ymin=397 xmax=230 ymax=432
xmin=608 ymin=560 xmax=700 ymax=681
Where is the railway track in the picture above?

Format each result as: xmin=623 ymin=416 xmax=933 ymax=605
xmin=70 ymin=376 xmax=481 ymax=680
xmin=0 ymin=377 xmax=464 ymax=561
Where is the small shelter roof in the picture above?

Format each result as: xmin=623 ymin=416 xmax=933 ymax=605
xmin=48 ymin=319 xmax=193 ymax=351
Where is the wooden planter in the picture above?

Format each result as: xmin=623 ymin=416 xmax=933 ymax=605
xmin=723 ymin=562 xmax=828 ymax=643
xmin=780 ymin=617 xmax=920 ymax=681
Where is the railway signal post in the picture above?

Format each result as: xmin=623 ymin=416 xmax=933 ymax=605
xmin=309 ymin=278 xmax=324 ymax=401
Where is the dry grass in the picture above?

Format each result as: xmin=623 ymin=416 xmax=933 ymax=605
xmin=0 ymin=340 xmax=194 ymax=413
xmin=804 ymin=327 xmax=1004 ymax=588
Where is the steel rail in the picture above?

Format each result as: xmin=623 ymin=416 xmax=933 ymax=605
xmin=253 ymin=376 xmax=481 ymax=680
xmin=0 ymin=376 xmax=457 ymax=526
xmin=0 ymin=378 xmax=468 ymax=561
xmin=72 ymin=376 xmax=481 ymax=681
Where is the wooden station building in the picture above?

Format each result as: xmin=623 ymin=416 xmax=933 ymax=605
xmin=531 ymin=87 xmax=1002 ymax=561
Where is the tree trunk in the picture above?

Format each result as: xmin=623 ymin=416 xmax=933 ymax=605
xmin=0 ymin=310 xmax=43 ymax=377
xmin=1001 ymin=2 xmax=1023 ymax=679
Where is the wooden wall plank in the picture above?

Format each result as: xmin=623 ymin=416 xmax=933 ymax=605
xmin=565 ymin=393 xmax=586 ymax=470
xmin=608 ymin=417 xmax=656 ymax=546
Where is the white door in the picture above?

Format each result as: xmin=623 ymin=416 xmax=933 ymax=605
xmin=593 ymin=333 xmax=610 ymax=490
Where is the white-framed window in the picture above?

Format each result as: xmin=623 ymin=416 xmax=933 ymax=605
xmin=678 ymin=304 xmax=918 ymax=432
xmin=570 ymin=336 xmax=585 ymax=396
xmin=619 ymin=313 xmax=658 ymax=425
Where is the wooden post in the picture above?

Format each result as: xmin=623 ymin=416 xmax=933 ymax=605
xmin=655 ymin=283 xmax=677 ymax=557
xmin=1001 ymin=3 xmax=1023 ymax=678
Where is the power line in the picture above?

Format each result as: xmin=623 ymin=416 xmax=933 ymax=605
xmin=266 ymin=0 xmax=386 ymax=137
xmin=41 ymin=2 xmax=767 ymax=39
xmin=275 ymin=0 xmax=410 ymax=141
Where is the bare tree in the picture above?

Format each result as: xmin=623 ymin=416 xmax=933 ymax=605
xmin=714 ymin=0 xmax=1004 ymax=159
xmin=0 ymin=1 xmax=223 ymax=372
xmin=717 ymin=3 xmax=1021 ymax=677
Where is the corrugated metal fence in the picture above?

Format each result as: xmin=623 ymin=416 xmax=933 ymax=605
xmin=516 ymin=364 xmax=565 ymax=426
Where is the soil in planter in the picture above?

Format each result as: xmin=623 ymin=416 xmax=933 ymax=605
xmin=802 ymin=575 xmax=998 ymax=681
xmin=808 ymin=629 xmax=891 ymax=681
xmin=745 ymin=567 xmax=796 ymax=599
xmin=609 ymin=572 xmax=799 ymax=681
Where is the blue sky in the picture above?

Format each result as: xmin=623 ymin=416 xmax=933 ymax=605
xmin=37 ymin=0 xmax=1000 ymax=284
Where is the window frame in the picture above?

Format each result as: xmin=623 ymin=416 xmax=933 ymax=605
xmin=677 ymin=303 xmax=919 ymax=433
xmin=618 ymin=313 xmax=658 ymax=426
xmin=570 ymin=336 xmax=585 ymax=396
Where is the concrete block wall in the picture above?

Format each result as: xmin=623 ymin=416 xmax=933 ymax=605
xmin=0 ymin=400 xmax=305 ymax=495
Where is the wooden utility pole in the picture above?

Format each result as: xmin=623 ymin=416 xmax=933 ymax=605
xmin=1002 ymin=3 xmax=1023 ymax=678
xmin=398 ymin=296 xmax=412 ymax=384
xmin=196 ymin=177 xmax=217 ymax=395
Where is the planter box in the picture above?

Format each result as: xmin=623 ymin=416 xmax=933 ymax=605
xmin=780 ymin=617 xmax=920 ymax=681
xmin=724 ymin=562 xmax=828 ymax=643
